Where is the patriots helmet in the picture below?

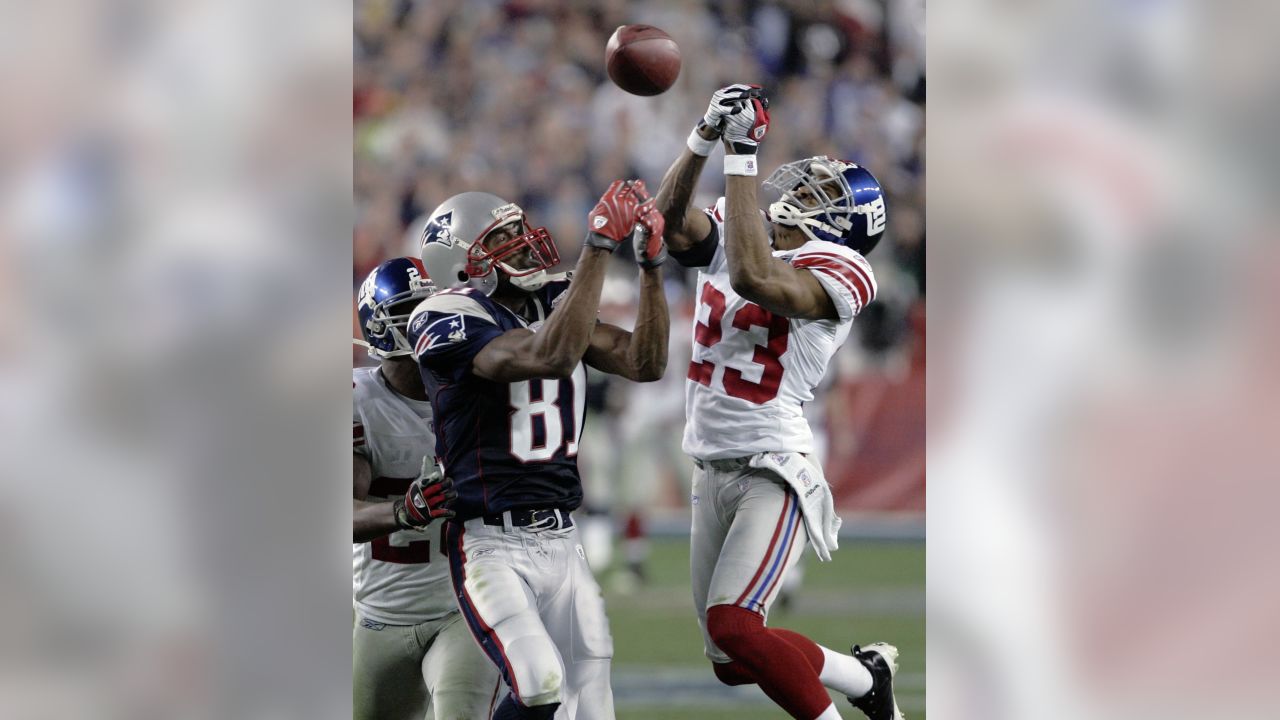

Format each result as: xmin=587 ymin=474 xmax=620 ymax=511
xmin=356 ymin=257 xmax=437 ymax=358
xmin=418 ymin=192 xmax=560 ymax=296
xmin=763 ymin=156 xmax=888 ymax=256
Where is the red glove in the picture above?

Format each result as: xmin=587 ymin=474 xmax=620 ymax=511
xmin=394 ymin=458 xmax=456 ymax=529
xmin=585 ymin=180 xmax=640 ymax=251
xmin=630 ymin=181 xmax=666 ymax=268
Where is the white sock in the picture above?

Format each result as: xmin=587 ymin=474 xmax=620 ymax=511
xmin=819 ymin=646 xmax=874 ymax=698
xmin=814 ymin=703 xmax=843 ymax=720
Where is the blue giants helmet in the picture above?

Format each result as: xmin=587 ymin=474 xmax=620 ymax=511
xmin=355 ymin=257 xmax=437 ymax=358
xmin=763 ymin=156 xmax=888 ymax=256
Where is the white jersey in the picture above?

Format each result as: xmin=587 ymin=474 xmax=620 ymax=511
xmin=352 ymin=366 xmax=456 ymax=624
xmin=683 ymin=197 xmax=877 ymax=460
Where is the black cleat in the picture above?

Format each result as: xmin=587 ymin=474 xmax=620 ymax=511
xmin=849 ymin=643 xmax=904 ymax=720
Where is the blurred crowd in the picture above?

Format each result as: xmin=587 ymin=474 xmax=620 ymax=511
xmin=354 ymin=0 xmax=927 ymax=522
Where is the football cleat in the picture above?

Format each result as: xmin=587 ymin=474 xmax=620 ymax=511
xmin=849 ymin=643 xmax=904 ymax=720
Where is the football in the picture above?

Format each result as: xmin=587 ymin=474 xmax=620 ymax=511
xmin=605 ymin=24 xmax=681 ymax=96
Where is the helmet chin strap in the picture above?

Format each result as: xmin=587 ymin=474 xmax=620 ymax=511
xmin=768 ymin=200 xmax=824 ymax=245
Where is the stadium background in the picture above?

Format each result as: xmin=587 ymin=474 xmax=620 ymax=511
xmin=353 ymin=0 xmax=924 ymax=716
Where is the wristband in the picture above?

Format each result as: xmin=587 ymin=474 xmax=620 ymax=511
xmin=584 ymin=232 xmax=620 ymax=252
xmin=723 ymin=154 xmax=758 ymax=176
xmin=687 ymin=126 xmax=718 ymax=157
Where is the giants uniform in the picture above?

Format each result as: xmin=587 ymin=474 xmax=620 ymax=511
xmin=407 ymin=280 xmax=615 ymax=719
xmin=352 ymin=367 xmax=500 ymax=720
xmin=684 ymin=198 xmax=876 ymax=661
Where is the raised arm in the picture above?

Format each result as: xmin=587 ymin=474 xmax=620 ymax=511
xmin=720 ymin=93 xmax=838 ymax=321
xmin=656 ymin=84 xmax=764 ymax=257
xmin=585 ymin=197 xmax=669 ymax=381
xmin=655 ymin=142 xmax=714 ymax=254
xmin=472 ymin=181 xmax=642 ymax=382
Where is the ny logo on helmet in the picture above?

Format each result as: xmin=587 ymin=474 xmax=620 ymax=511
xmin=422 ymin=211 xmax=455 ymax=248
xmin=357 ymin=276 xmax=377 ymax=310
xmin=859 ymin=197 xmax=887 ymax=236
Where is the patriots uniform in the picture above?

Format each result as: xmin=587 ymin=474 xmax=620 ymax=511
xmin=683 ymin=197 xmax=877 ymax=460
xmin=406 ymin=278 xmax=587 ymax=522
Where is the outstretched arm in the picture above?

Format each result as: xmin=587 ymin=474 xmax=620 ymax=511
xmin=655 ymin=142 xmax=714 ymax=254
xmin=724 ymin=175 xmax=837 ymax=321
xmin=584 ymin=269 xmax=669 ymax=381
xmin=471 ymin=248 xmax=612 ymax=382
xmin=585 ymin=188 xmax=670 ymax=381
xmin=472 ymin=181 xmax=642 ymax=382
xmin=719 ymin=93 xmax=838 ymax=321
xmin=657 ymin=84 xmax=765 ymax=257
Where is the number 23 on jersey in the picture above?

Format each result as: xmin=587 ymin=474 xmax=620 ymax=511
xmin=687 ymin=282 xmax=790 ymax=404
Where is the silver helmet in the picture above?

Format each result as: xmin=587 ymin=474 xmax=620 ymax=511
xmin=418 ymin=192 xmax=560 ymax=295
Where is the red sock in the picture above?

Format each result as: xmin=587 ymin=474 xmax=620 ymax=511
xmin=706 ymin=605 xmax=832 ymax=720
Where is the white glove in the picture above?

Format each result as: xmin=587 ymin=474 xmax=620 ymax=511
xmin=748 ymin=452 xmax=842 ymax=562
xmin=700 ymin=83 xmax=765 ymax=135
xmin=721 ymin=91 xmax=770 ymax=156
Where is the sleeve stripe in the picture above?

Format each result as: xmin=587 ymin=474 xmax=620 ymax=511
xmin=793 ymin=256 xmax=872 ymax=306
xmin=810 ymin=267 xmax=864 ymax=314
xmin=353 ymin=423 xmax=366 ymax=447
xmin=800 ymin=251 xmax=877 ymax=302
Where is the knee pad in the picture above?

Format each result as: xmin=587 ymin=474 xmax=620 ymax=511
xmin=705 ymin=604 xmax=765 ymax=660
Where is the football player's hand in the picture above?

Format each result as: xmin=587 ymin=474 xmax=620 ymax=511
xmin=700 ymin=84 xmax=766 ymax=136
xmin=721 ymin=89 xmax=770 ymax=155
xmin=585 ymin=180 xmax=640 ymax=252
xmin=394 ymin=457 xmax=456 ymax=529
xmin=630 ymin=182 xmax=667 ymax=268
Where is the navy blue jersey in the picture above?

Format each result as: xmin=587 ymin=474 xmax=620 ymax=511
xmin=406 ymin=278 xmax=587 ymax=521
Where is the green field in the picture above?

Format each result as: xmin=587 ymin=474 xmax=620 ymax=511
xmin=601 ymin=537 xmax=926 ymax=719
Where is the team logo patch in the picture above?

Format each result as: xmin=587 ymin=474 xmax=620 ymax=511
xmin=422 ymin=211 xmax=455 ymax=248
xmin=858 ymin=196 xmax=887 ymax=235
xmin=357 ymin=275 xmax=378 ymax=310
xmin=409 ymin=312 xmax=429 ymax=335
xmin=414 ymin=315 xmax=468 ymax=356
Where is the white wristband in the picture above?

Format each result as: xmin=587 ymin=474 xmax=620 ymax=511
xmin=723 ymin=154 xmax=758 ymax=176
xmin=687 ymin=127 xmax=717 ymax=157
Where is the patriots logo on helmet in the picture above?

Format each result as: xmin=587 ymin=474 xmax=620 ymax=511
xmin=422 ymin=211 xmax=455 ymax=248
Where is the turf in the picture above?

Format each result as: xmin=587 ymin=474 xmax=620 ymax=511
xmin=602 ymin=537 xmax=925 ymax=719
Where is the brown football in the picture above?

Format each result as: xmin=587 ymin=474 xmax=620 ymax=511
xmin=605 ymin=24 xmax=681 ymax=96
